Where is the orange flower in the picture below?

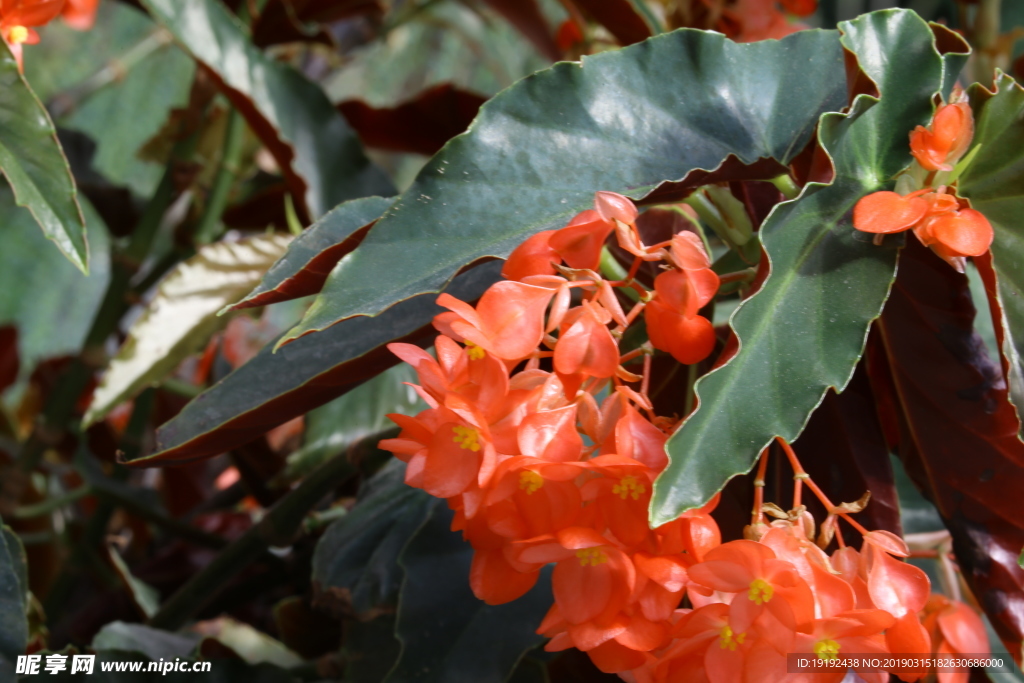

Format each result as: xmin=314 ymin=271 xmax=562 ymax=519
xmin=910 ymin=102 xmax=974 ymax=172
xmin=0 ymin=0 xmax=66 ymax=68
xmin=852 ymin=188 xmax=993 ymax=271
xmin=921 ymin=595 xmax=989 ymax=683
xmin=60 ymin=0 xmax=97 ymax=30
xmin=434 ymin=281 xmax=556 ymax=362
xmin=687 ymin=539 xmax=814 ymax=636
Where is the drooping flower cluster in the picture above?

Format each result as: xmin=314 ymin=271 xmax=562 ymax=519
xmin=853 ymin=100 xmax=993 ymax=272
xmin=1 ymin=0 xmax=99 ymax=70
xmin=381 ymin=191 xmax=990 ymax=681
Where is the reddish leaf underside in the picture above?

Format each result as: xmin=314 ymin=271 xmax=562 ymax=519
xmin=568 ymin=0 xmax=653 ymax=46
xmin=869 ymin=238 xmax=1024 ymax=658
xmin=337 ymin=85 xmax=488 ymax=157
xmin=0 ymin=326 xmax=17 ymax=394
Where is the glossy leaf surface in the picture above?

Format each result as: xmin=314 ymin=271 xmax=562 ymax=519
xmin=141 ymin=262 xmax=501 ymax=465
xmin=84 ymin=234 xmax=293 ymax=427
xmin=388 ymin=499 xmax=552 ymax=683
xmin=284 ymin=26 xmax=849 ymax=342
xmin=230 ymin=196 xmax=392 ymax=311
xmin=869 ymin=238 xmax=1024 ymax=657
xmin=312 ymin=460 xmax=433 ymax=617
xmin=959 ymin=73 xmax=1024 ymax=427
xmin=0 ymin=42 xmax=87 ymax=270
xmin=651 ymin=10 xmax=964 ymax=524
xmin=137 ymin=0 xmax=395 ymax=218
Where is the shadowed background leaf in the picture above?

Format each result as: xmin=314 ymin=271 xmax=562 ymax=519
xmin=137 ymin=0 xmax=395 ymax=218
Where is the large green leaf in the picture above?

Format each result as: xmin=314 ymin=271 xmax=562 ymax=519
xmin=0 ymin=185 xmax=110 ymax=374
xmin=650 ymin=11 xmax=968 ymax=525
xmin=282 ymin=26 xmax=849 ymax=342
xmin=288 ymin=364 xmax=425 ymax=477
xmin=312 ymin=459 xmax=433 ymax=617
xmin=0 ymin=42 xmax=87 ymax=271
xmin=0 ymin=519 xmax=27 ymax=682
xmin=83 ymin=234 xmax=292 ymax=427
xmin=230 ymin=196 xmax=392 ymax=311
xmin=959 ymin=73 xmax=1024 ymax=426
xmin=138 ymin=262 xmax=501 ymax=465
xmin=137 ymin=0 xmax=394 ymax=218
xmin=388 ymin=499 xmax=553 ymax=683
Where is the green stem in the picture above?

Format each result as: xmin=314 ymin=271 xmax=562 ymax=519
xmin=147 ymin=443 xmax=359 ymax=630
xmin=599 ymin=246 xmax=640 ymax=302
xmin=194 ymin=109 xmax=246 ymax=244
xmin=12 ymin=486 xmax=91 ymax=519
xmin=770 ymin=174 xmax=801 ymax=200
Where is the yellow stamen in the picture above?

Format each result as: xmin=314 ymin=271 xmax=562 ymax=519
xmin=575 ymin=548 xmax=608 ymax=567
xmin=465 ymin=341 xmax=485 ymax=360
xmin=519 ymin=471 xmax=544 ymax=495
xmin=719 ymin=624 xmax=746 ymax=651
xmin=814 ymin=639 xmax=841 ymax=661
xmin=748 ymin=578 xmax=774 ymax=605
xmin=611 ymin=475 xmax=645 ymax=500
xmin=452 ymin=425 xmax=481 ymax=452
xmin=8 ymin=26 xmax=28 ymax=44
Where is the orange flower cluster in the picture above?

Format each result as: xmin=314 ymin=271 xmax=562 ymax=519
xmin=381 ymin=192 xmax=990 ymax=681
xmin=853 ymin=102 xmax=992 ymax=272
xmin=1 ymin=0 xmax=98 ymax=69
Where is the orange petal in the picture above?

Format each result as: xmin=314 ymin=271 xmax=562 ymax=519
xmin=502 ymin=230 xmax=559 ymax=281
xmin=926 ymin=208 xmax=993 ymax=257
xmin=470 ymin=549 xmax=540 ymax=604
xmin=594 ymin=191 xmax=638 ymax=225
xmin=852 ymin=191 xmax=929 ymax=234
xmin=549 ymin=210 xmax=615 ymax=271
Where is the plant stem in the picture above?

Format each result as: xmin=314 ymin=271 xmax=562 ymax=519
xmin=12 ymin=486 xmax=91 ymax=519
xmin=194 ymin=108 xmax=246 ymax=244
xmin=147 ymin=442 xmax=360 ymax=630
xmin=770 ymin=174 xmax=800 ymax=200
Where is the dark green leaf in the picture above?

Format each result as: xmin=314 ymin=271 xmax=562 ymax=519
xmin=312 ymin=459 xmax=433 ymax=617
xmin=282 ymin=26 xmax=849 ymax=342
xmin=0 ymin=42 xmax=87 ymax=271
xmin=287 ymin=364 xmax=424 ymax=477
xmin=0 ymin=185 xmax=110 ymax=373
xmin=107 ymin=547 xmax=161 ymax=619
xmin=650 ymin=10 xmax=961 ymax=525
xmin=140 ymin=262 xmax=501 ymax=465
xmin=84 ymin=234 xmax=292 ymax=426
xmin=388 ymin=499 xmax=552 ymax=683
xmin=481 ymin=0 xmax=560 ymax=61
xmin=0 ymin=519 xmax=27 ymax=682
xmin=230 ymin=196 xmax=392 ymax=311
xmin=137 ymin=0 xmax=395 ymax=218
xmin=343 ymin=616 xmax=403 ymax=683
